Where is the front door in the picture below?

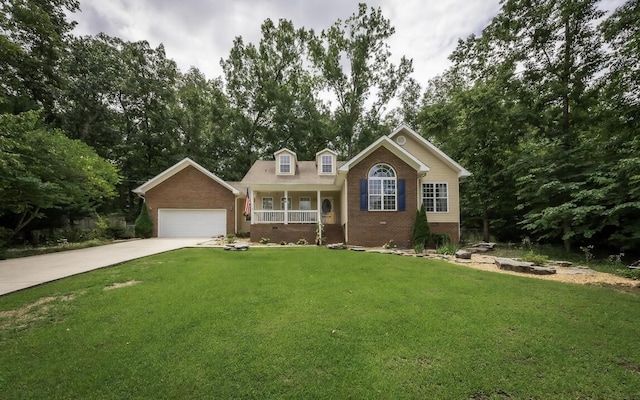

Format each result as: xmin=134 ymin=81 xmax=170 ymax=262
xmin=321 ymin=197 xmax=335 ymax=224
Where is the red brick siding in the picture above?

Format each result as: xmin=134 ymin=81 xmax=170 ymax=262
xmin=429 ymin=222 xmax=460 ymax=245
xmin=250 ymin=224 xmax=317 ymax=244
xmin=144 ymin=166 xmax=236 ymax=237
xmin=346 ymin=147 xmax=418 ymax=248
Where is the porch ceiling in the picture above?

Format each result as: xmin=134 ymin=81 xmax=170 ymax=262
xmin=248 ymin=184 xmax=341 ymax=191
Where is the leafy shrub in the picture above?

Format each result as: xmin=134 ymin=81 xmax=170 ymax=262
xmin=93 ymin=214 xmax=109 ymax=238
xmin=436 ymin=242 xmax=460 ymax=255
xmin=225 ymin=234 xmax=236 ymax=244
xmin=413 ymin=243 xmax=424 ymax=255
xmin=259 ymin=237 xmax=270 ymax=244
xmin=521 ymin=250 xmax=549 ymax=266
xmin=297 ymin=238 xmax=308 ymax=245
xmin=236 ymin=231 xmax=250 ymax=238
xmin=134 ymin=205 xmax=153 ymax=238
xmin=616 ymin=268 xmax=640 ymax=280
xmin=315 ymin=222 xmax=325 ymax=245
xmin=412 ymin=204 xmax=430 ymax=250
xmin=431 ymin=233 xmax=451 ymax=248
xmin=106 ymin=225 xmax=128 ymax=239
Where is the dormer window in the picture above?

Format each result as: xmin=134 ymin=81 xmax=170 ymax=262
xmin=321 ymin=155 xmax=333 ymax=174
xmin=275 ymin=149 xmax=296 ymax=176
xmin=279 ymin=154 xmax=291 ymax=174
xmin=316 ymin=148 xmax=337 ymax=175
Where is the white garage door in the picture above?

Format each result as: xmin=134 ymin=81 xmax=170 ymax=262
xmin=158 ymin=209 xmax=227 ymax=238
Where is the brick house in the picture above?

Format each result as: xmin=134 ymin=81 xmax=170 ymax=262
xmin=133 ymin=125 xmax=470 ymax=246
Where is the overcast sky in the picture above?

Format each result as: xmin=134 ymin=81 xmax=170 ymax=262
xmin=70 ymin=0 xmax=626 ymax=84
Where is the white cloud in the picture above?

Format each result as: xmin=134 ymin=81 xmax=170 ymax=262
xmin=71 ymin=0 xmax=625 ymax=86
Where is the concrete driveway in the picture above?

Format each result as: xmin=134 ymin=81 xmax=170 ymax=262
xmin=0 ymin=238 xmax=207 ymax=296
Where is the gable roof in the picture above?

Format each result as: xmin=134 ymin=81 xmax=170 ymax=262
xmin=315 ymin=148 xmax=338 ymax=156
xmin=241 ymin=160 xmax=347 ymax=188
xmin=388 ymin=124 xmax=472 ymax=178
xmin=132 ymin=158 xmax=240 ymax=195
xmin=337 ymin=135 xmax=430 ymax=174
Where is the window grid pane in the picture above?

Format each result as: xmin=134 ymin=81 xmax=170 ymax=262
xmin=383 ymin=195 xmax=396 ymax=210
xmin=369 ymin=180 xmax=382 ymax=194
xmin=299 ymin=197 xmax=311 ymax=210
xmin=422 ymin=183 xmax=448 ymax=212
xmin=321 ymin=155 xmax=332 ymax=173
xmin=368 ymin=164 xmax=397 ymax=211
xmin=280 ymin=155 xmax=291 ymax=173
xmin=280 ymin=197 xmax=292 ymax=209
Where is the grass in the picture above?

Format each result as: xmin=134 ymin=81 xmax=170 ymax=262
xmin=1 ymin=248 xmax=639 ymax=399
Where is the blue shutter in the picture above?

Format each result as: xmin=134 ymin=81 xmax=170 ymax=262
xmin=398 ymin=179 xmax=406 ymax=211
xmin=360 ymin=179 xmax=367 ymax=211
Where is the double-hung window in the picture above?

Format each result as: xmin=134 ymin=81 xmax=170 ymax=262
xmin=422 ymin=183 xmax=448 ymax=212
xmin=279 ymin=155 xmax=291 ymax=174
xmin=280 ymin=197 xmax=292 ymax=210
xmin=299 ymin=197 xmax=311 ymax=210
xmin=262 ymin=197 xmax=274 ymax=210
xmin=368 ymin=164 xmax=396 ymax=211
xmin=321 ymin=155 xmax=333 ymax=174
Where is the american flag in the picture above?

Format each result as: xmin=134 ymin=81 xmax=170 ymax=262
xmin=243 ymin=188 xmax=251 ymax=216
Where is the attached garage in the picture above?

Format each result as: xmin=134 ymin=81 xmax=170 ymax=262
xmin=158 ymin=209 xmax=227 ymax=238
xmin=132 ymin=158 xmax=241 ymax=238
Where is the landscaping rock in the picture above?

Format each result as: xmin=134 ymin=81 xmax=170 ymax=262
xmin=224 ymin=243 xmax=250 ymax=251
xmin=471 ymin=242 xmax=496 ymax=250
xmin=628 ymin=260 xmax=640 ymax=270
xmin=455 ymin=250 xmax=472 ymax=259
xmin=350 ymin=246 xmax=366 ymax=252
xmin=327 ymin=243 xmax=347 ymax=250
xmin=462 ymin=247 xmax=488 ymax=254
xmin=548 ymin=260 xmax=573 ymax=267
xmin=494 ymin=257 xmax=556 ymax=275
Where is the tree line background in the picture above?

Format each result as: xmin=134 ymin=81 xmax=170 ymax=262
xmin=0 ymin=0 xmax=638 ymax=254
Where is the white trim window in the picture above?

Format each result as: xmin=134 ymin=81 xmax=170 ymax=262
xmin=423 ymin=183 xmax=448 ymax=212
xmin=279 ymin=154 xmax=291 ymax=174
xmin=262 ymin=197 xmax=274 ymax=210
xmin=321 ymin=155 xmax=333 ymax=174
xmin=280 ymin=197 xmax=292 ymax=210
xmin=299 ymin=197 xmax=311 ymax=210
xmin=368 ymin=164 xmax=397 ymax=211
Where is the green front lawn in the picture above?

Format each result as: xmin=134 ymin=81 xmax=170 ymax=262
xmin=1 ymin=248 xmax=639 ymax=399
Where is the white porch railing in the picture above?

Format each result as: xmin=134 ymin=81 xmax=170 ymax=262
xmin=288 ymin=210 xmax=318 ymax=223
xmin=253 ymin=210 xmax=318 ymax=224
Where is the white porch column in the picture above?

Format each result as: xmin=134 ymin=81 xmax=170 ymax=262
xmin=284 ymin=189 xmax=289 ymax=225
xmin=250 ymin=189 xmax=254 ymax=224
xmin=317 ymin=190 xmax=321 ymax=224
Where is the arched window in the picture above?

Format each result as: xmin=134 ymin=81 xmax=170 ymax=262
xmin=368 ymin=164 xmax=397 ymax=211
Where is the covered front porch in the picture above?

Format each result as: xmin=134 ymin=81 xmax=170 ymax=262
xmin=250 ymin=190 xmax=340 ymax=225
xmin=247 ymin=189 xmax=343 ymax=244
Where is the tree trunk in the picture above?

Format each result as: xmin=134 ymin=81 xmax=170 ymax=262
xmin=482 ymin=200 xmax=490 ymax=242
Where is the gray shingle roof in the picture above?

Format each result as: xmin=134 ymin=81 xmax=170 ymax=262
xmin=241 ymin=160 xmax=346 ymax=185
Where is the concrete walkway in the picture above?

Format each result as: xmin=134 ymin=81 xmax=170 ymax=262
xmin=0 ymin=238 xmax=206 ymax=296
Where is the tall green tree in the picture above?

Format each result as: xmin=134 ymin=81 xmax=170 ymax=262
xmin=308 ymin=3 xmax=413 ymax=158
xmin=0 ymin=111 xmax=120 ymax=239
xmin=58 ymin=34 xmax=123 ymax=160
xmin=221 ymin=18 xmax=328 ymax=178
xmin=594 ymin=0 xmax=640 ymax=250
xmin=115 ymin=39 xmax=180 ymax=212
xmin=486 ymin=0 xmax=606 ymax=250
xmin=0 ymin=0 xmax=79 ymax=117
